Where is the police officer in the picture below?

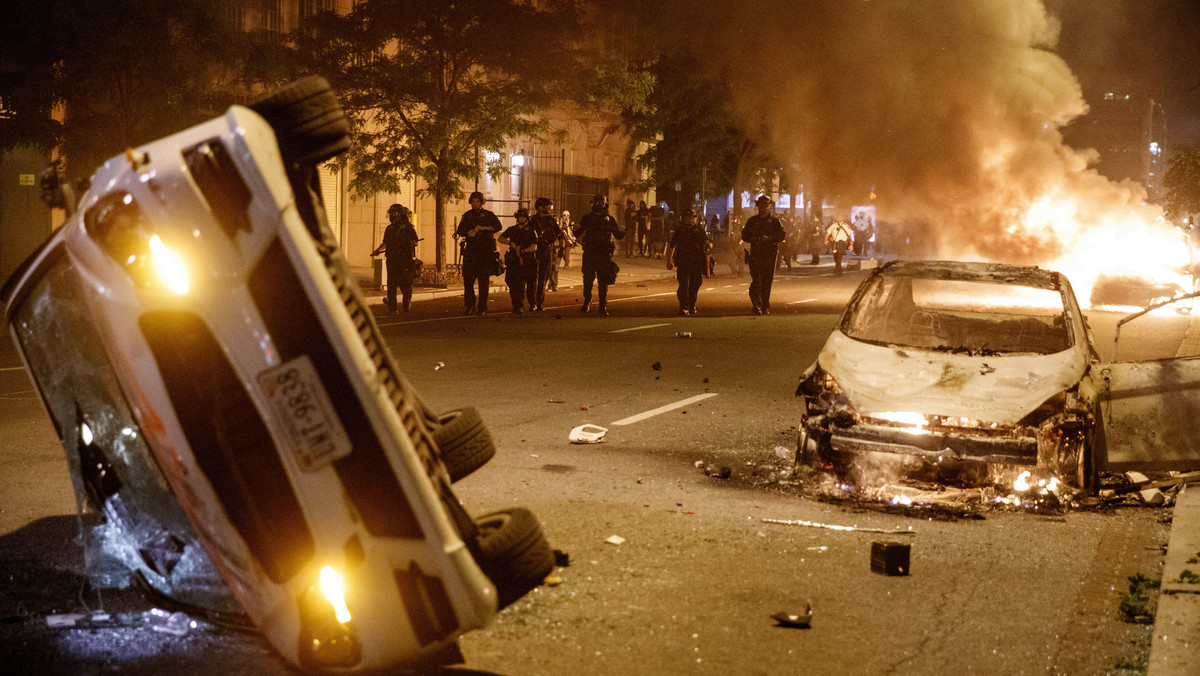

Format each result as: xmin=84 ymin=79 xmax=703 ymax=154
xmin=740 ymin=195 xmax=787 ymax=314
xmin=498 ymin=207 xmax=538 ymax=314
xmin=529 ymin=196 xmax=561 ymax=311
xmin=455 ymin=191 xmax=503 ymax=316
xmin=665 ymin=208 xmax=712 ymax=316
xmin=573 ymin=194 xmax=625 ymax=316
xmin=371 ymin=203 xmax=420 ymax=314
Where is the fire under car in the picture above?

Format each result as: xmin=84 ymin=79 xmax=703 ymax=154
xmin=1 ymin=77 xmax=553 ymax=672
xmin=796 ymin=259 xmax=1200 ymax=491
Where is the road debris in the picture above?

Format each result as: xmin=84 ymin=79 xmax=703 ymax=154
xmin=774 ymin=445 xmax=790 ymax=459
xmin=1124 ymin=471 xmax=1166 ymax=506
xmin=762 ymin=517 xmax=916 ymax=535
xmin=568 ymin=424 xmax=607 ymax=443
xmin=434 ymin=361 xmax=445 ymax=370
xmin=147 ymin=608 xmax=193 ymax=636
xmin=870 ymin=541 xmax=911 ymax=576
xmin=676 ymin=331 xmax=692 ymax=338
xmin=605 ymin=535 xmax=626 ymax=545
xmin=652 ymin=361 xmax=662 ymax=370
xmin=771 ymin=603 xmax=813 ymax=628
xmin=702 ymin=463 xmax=731 ymax=479
xmin=554 ymin=549 xmax=571 ymax=567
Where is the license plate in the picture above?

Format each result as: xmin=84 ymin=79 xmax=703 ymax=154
xmin=257 ymin=355 xmax=351 ymax=471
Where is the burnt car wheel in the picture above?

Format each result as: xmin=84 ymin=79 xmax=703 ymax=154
xmin=432 ymin=407 xmax=496 ymax=483
xmin=474 ymin=508 xmax=555 ymax=609
xmin=249 ymin=76 xmax=350 ymax=167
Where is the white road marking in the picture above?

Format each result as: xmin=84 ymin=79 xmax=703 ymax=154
xmin=611 ymin=393 xmax=719 ymax=426
xmin=609 ymin=323 xmax=672 ymax=334
xmin=788 ymin=298 xmax=818 ymax=305
xmin=0 ymin=366 xmax=27 ymax=373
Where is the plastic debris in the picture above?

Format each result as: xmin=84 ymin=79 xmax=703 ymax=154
xmin=762 ymin=517 xmax=916 ymax=535
xmin=434 ymin=361 xmax=445 ymax=370
xmin=771 ymin=603 xmax=813 ymax=628
xmin=147 ymin=608 xmax=193 ymax=636
xmin=605 ymin=535 xmax=626 ymax=545
xmin=46 ymin=613 xmax=87 ymax=628
xmin=568 ymin=424 xmax=607 ymax=444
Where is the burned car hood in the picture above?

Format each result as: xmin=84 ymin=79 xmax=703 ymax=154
xmin=818 ymin=331 xmax=1088 ymax=424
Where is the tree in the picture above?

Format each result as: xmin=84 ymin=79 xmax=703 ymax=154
xmin=1164 ymin=145 xmax=1200 ymax=222
xmin=287 ymin=0 xmax=585 ymax=271
xmin=1 ymin=0 xmax=249 ymax=183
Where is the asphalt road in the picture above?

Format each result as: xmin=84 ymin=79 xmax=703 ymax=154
xmin=0 ymin=264 xmax=1187 ymax=674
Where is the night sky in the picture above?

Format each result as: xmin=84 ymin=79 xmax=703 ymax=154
xmin=1051 ymin=0 xmax=1200 ymax=145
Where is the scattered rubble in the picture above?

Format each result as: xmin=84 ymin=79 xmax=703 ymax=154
xmin=770 ymin=603 xmax=813 ymax=629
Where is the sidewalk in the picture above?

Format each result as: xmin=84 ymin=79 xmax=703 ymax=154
xmin=1149 ymin=483 xmax=1200 ymax=675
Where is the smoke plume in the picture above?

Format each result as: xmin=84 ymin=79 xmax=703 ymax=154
xmin=634 ymin=0 xmax=1174 ymax=271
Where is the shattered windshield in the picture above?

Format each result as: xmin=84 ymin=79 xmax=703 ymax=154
xmin=843 ymin=274 xmax=1072 ymax=355
xmin=10 ymin=255 xmax=239 ymax=613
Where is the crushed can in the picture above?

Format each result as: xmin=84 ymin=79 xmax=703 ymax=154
xmin=870 ymin=541 xmax=910 ymax=576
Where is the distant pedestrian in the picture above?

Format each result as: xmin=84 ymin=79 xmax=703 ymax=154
xmin=648 ymin=203 xmax=666 ymax=258
xmin=806 ymin=215 xmax=824 ymax=265
xmin=623 ymin=200 xmax=637 ymax=257
xmin=371 ymin=203 xmax=420 ymax=314
xmin=636 ymin=200 xmax=650 ymax=256
xmin=826 ymin=216 xmax=853 ymax=276
xmin=740 ymin=195 xmax=786 ymax=314
xmin=559 ymin=210 xmax=575 ymax=268
xmin=498 ymin=207 xmax=538 ymax=314
xmin=455 ymin=191 xmax=503 ymax=316
xmin=530 ymin=196 xmax=561 ymax=311
xmin=666 ymin=208 xmax=712 ymax=316
xmin=852 ymin=213 xmax=872 ymax=257
xmin=573 ymin=195 xmax=625 ymax=315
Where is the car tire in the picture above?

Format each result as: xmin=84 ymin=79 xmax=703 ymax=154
xmin=474 ymin=508 xmax=555 ymax=609
xmin=431 ymin=407 xmax=496 ymax=483
xmin=249 ymin=76 xmax=350 ymax=167
xmin=796 ymin=427 xmax=819 ymax=470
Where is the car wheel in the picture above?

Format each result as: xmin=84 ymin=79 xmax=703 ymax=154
xmin=249 ymin=76 xmax=350 ymax=167
xmin=474 ymin=508 xmax=555 ymax=609
xmin=431 ymin=407 xmax=496 ymax=483
xmin=795 ymin=426 xmax=819 ymax=471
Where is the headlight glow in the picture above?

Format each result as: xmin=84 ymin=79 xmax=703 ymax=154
xmin=318 ymin=565 xmax=351 ymax=624
xmin=148 ymin=235 xmax=189 ymax=294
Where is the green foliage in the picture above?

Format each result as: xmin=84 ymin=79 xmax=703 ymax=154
xmin=283 ymin=0 xmax=586 ymax=269
xmin=1175 ymin=569 xmax=1200 ymax=584
xmin=1118 ymin=573 xmax=1160 ymax=624
xmin=1163 ymin=145 xmax=1200 ymax=221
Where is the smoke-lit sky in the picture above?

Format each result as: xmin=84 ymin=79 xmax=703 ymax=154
xmin=627 ymin=0 xmax=1199 ymax=265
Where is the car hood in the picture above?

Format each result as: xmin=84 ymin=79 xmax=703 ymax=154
xmin=817 ymin=330 xmax=1088 ymax=424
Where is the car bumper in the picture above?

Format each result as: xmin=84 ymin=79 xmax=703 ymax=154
xmin=823 ymin=420 xmax=1038 ymax=465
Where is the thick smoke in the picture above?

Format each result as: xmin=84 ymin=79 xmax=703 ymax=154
xmin=636 ymin=0 xmax=1166 ymax=267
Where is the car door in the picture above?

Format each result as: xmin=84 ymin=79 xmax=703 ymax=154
xmin=1094 ymin=356 xmax=1200 ymax=471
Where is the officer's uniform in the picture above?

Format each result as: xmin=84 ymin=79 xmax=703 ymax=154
xmin=500 ymin=220 xmax=538 ymax=313
xmin=668 ymin=220 xmax=712 ymax=315
xmin=741 ymin=212 xmax=786 ymax=314
xmin=456 ymin=205 xmax=503 ymax=315
xmin=530 ymin=211 xmax=561 ymax=311
xmin=573 ymin=203 xmax=625 ymax=315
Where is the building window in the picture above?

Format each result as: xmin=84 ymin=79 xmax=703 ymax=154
xmin=300 ymin=0 xmax=334 ymax=23
xmin=261 ymin=0 xmax=281 ymax=33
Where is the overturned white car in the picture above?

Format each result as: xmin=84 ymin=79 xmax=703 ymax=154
xmin=3 ymin=78 xmax=549 ymax=672
xmin=796 ymin=260 xmax=1200 ymax=490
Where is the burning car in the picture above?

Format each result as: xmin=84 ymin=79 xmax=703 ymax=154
xmin=2 ymin=77 xmax=550 ymax=671
xmin=796 ymin=260 xmax=1200 ymax=491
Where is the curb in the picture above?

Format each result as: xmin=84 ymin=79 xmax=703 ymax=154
xmin=1148 ymin=483 xmax=1200 ymax=675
